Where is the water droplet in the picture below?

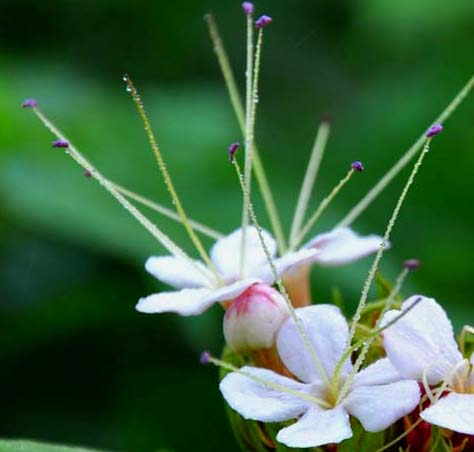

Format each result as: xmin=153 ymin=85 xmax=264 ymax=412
xmin=126 ymin=86 xmax=132 ymax=92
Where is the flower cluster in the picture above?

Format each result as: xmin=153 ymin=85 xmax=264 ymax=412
xmin=23 ymin=1 xmax=474 ymax=450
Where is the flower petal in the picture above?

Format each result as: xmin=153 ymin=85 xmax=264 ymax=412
xmin=352 ymin=358 xmax=404 ymax=388
xmin=210 ymin=226 xmax=276 ymax=281
xmin=276 ymin=305 xmax=352 ymax=384
xmin=136 ymin=278 xmax=260 ymax=317
xmin=253 ymin=248 xmax=321 ymax=284
xmin=421 ymin=393 xmax=474 ymax=435
xmin=344 ymin=380 xmax=420 ymax=432
xmin=219 ymin=366 xmax=310 ymax=422
xmin=145 ymin=256 xmax=213 ymax=289
xmin=136 ymin=288 xmax=216 ymax=316
xmin=305 ymin=227 xmax=384 ymax=266
xmin=276 ymin=406 xmax=352 ymax=448
xmin=382 ymin=296 xmax=462 ymax=384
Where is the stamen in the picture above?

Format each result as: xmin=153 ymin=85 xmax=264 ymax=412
xmin=200 ymin=350 xmax=211 ymax=365
xmin=241 ymin=2 xmax=254 ymax=15
xmin=289 ymin=120 xmax=331 ymax=249
xmin=347 ymin=138 xmax=434 ymax=349
xmin=84 ymin=169 xmax=92 ymax=178
xmin=351 ymin=161 xmax=364 ymax=172
xmin=30 ymin=107 xmax=215 ymax=284
xmin=52 ymin=139 xmax=70 ymax=148
xmin=255 ymin=15 xmax=272 ymax=29
xmin=22 ymin=98 xmax=38 ymax=108
xmin=123 ymin=75 xmax=221 ymax=283
xmin=292 ymin=164 xmax=357 ymax=250
xmin=204 ymin=13 xmax=286 ymax=254
xmin=338 ymin=265 xmax=412 ymax=401
xmin=113 ymin=183 xmax=223 ymax=241
xmin=337 ymin=74 xmax=474 ymax=228
xmin=205 ymin=352 xmax=331 ymax=409
xmin=228 ymin=142 xmax=240 ymax=162
xmin=240 ymin=6 xmax=256 ymax=277
xmin=232 ymin=157 xmax=333 ymax=388
xmin=426 ymin=123 xmax=443 ymax=137
xmin=404 ymin=258 xmax=420 ymax=270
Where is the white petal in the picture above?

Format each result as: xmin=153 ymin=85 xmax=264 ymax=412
xmin=145 ymin=256 xmax=213 ymax=289
xmin=136 ymin=279 xmax=259 ymax=316
xmin=276 ymin=406 xmax=352 ymax=448
xmin=344 ymin=381 xmax=420 ymax=432
xmin=352 ymin=358 xmax=404 ymax=388
xmin=276 ymin=305 xmax=352 ymax=384
xmin=219 ymin=366 xmax=310 ymax=422
xmin=252 ymin=248 xmax=320 ymax=284
xmin=305 ymin=227 xmax=384 ymax=266
xmin=421 ymin=393 xmax=474 ymax=435
xmin=210 ymin=226 xmax=276 ymax=281
xmin=382 ymin=296 xmax=462 ymax=384
xmin=135 ymin=288 xmax=215 ymax=316
xmin=210 ymin=278 xmax=260 ymax=302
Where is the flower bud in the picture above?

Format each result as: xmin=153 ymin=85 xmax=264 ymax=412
xmin=224 ymin=283 xmax=289 ymax=353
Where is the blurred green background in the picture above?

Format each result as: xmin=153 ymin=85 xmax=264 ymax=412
xmin=1 ymin=0 xmax=473 ymax=450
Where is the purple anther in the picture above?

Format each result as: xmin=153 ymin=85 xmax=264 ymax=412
xmin=52 ymin=139 xmax=70 ymax=148
xmin=242 ymin=2 xmax=254 ymax=15
xmin=84 ymin=169 xmax=92 ymax=178
xmin=229 ymin=142 xmax=240 ymax=162
xmin=351 ymin=161 xmax=364 ymax=172
xmin=22 ymin=98 xmax=38 ymax=108
xmin=255 ymin=15 xmax=272 ymax=29
xmin=200 ymin=351 xmax=211 ymax=365
xmin=426 ymin=124 xmax=443 ymax=138
xmin=404 ymin=259 xmax=420 ymax=271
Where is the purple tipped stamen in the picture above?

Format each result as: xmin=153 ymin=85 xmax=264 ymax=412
xmin=200 ymin=351 xmax=211 ymax=365
xmin=351 ymin=161 xmax=364 ymax=172
xmin=404 ymin=259 xmax=420 ymax=271
xmin=22 ymin=98 xmax=38 ymax=108
xmin=84 ymin=169 xmax=92 ymax=178
xmin=242 ymin=2 xmax=254 ymax=15
xmin=255 ymin=15 xmax=272 ymax=29
xmin=229 ymin=142 xmax=240 ymax=162
xmin=426 ymin=124 xmax=443 ymax=138
xmin=52 ymin=139 xmax=70 ymax=148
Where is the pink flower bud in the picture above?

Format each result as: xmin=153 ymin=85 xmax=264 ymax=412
xmin=224 ymin=284 xmax=289 ymax=353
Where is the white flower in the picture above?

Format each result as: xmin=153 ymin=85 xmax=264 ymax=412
xmin=136 ymin=226 xmax=382 ymax=316
xmin=382 ymin=296 xmax=474 ymax=435
xmin=220 ymin=305 xmax=420 ymax=448
xmin=136 ymin=226 xmax=318 ymax=316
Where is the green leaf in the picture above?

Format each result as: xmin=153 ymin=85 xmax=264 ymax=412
xmin=0 ymin=439 xmax=112 ymax=452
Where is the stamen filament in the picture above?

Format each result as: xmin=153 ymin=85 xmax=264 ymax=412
xmin=204 ymin=13 xmax=286 ymax=254
xmin=232 ymin=158 xmax=333 ymax=388
xmin=292 ymin=168 xmax=354 ymax=250
xmin=289 ymin=121 xmax=331 ymax=248
xmin=240 ymin=12 xmax=255 ymax=277
xmin=337 ymin=74 xmax=474 ymax=228
xmin=333 ymin=297 xmax=422 ymax=401
xmin=347 ymin=139 xmax=432 ymax=347
xmin=113 ymin=183 xmax=223 ymax=240
xmin=123 ymin=75 xmax=221 ymax=283
xmin=31 ymin=108 xmax=214 ymax=284
xmin=207 ymin=354 xmax=331 ymax=409
xmin=337 ymin=267 xmax=409 ymax=402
